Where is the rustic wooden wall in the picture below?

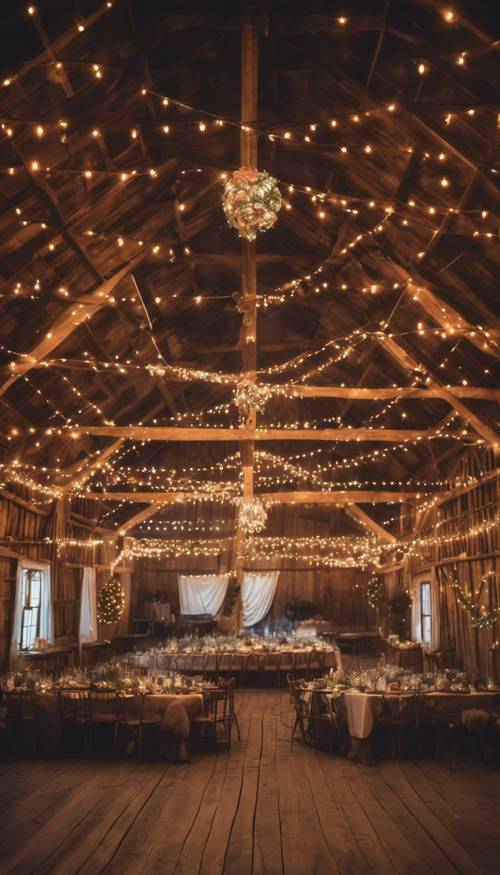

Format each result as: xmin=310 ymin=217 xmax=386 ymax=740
xmin=132 ymin=558 xmax=374 ymax=630
xmin=382 ymin=457 xmax=499 ymax=677
xmin=0 ymin=492 xmax=132 ymax=669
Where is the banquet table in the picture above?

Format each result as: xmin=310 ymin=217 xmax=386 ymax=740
xmin=129 ymin=647 xmax=341 ymax=676
xmin=308 ymin=687 xmax=497 ymax=740
xmin=1 ymin=687 xmax=204 ymax=761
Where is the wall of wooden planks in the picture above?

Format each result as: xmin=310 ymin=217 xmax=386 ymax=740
xmin=0 ymin=492 xmax=132 ymax=669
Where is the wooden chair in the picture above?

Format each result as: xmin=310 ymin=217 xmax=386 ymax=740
xmin=423 ymin=696 xmax=462 ymax=764
xmin=88 ymin=689 xmax=120 ymax=755
xmin=4 ymin=691 xmax=40 ymax=755
xmin=217 ymin=653 xmax=233 ymax=678
xmin=190 ymin=653 xmax=206 ymax=675
xmin=192 ymin=686 xmax=231 ymax=748
xmin=288 ymin=677 xmax=312 ymax=749
xmin=308 ymin=650 xmax=325 ymax=678
xmin=59 ymin=689 xmax=92 ymax=753
xmin=117 ymin=693 xmax=162 ymax=760
xmin=377 ymin=693 xmax=421 ymax=760
xmin=261 ymin=653 xmax=281 ymax=687
xmin=279 ymin=651 xmax=295 ymax=684
xmin=294 ymin=651 xmax=310 ymax=680
xmin=204 ymin=653 xmax=217 ymax=679
xmin=244 ymin=652 xmax=261 ymax=686
xmin=317 ymin=693 xmax=346 ymax=754
xmin=217 ymin=676 xmax=240 ymax=741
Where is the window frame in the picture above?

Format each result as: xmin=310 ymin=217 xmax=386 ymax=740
xmin=420 ymin=580 xmax=432 ymax=647
xmin=19 ymin=567 xmax=44 ymax=651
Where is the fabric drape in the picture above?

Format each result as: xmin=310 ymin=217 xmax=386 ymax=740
xmin=411 ymin=579 xmax=422 ymax=643
xmin=9 ymin=559 xmax=52 ymax=669
xmin=241 ymin=571 xmax=279 ymax=627
xmin=79 ymin=566 xmax=97 ymax=644
xmin=430 ymin=573 xmax=441 ymax=651
xmin=178 ymin=573 xmax=230 ymax=617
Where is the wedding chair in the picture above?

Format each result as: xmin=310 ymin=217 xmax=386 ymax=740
xmin=377 ymin=692 xmax=421 ymax=760
xmin=88 ymin=689 xmax=120 ymax=755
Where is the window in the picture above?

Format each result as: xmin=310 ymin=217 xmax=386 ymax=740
xmin=19 ymin=568 xmax=43 ymax=650
xmin=420 ymin=581 xmax=432 ymax=647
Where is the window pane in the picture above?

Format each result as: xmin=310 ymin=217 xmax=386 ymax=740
xmin=20 ymin=569 xmax=45 ymax=650
xmin=422 ymin=616 xmax=431 ymax=646
xmin=421 ymin=582 xmax=431 ymax=614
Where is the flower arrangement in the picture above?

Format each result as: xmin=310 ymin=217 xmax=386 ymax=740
xmin=222 ymin=168 xmax=282 ymax=241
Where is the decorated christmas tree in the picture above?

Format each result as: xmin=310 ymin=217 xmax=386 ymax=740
xmin=97 ymin=577 xmax=126 ymax=624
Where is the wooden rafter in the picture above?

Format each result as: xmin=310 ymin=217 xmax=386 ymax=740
xmin=345 ymin=504 xmax=397 ymax=544
xmin=80 ymin=426 xmax=450 ymax=442
xmin=84 ymin=490 xmax=431 ymax=504
xmin=116 ymin=504 xmax=162 ymax=536
xmin=0 ymin=263 xmax=137 ymax=398
xmin=379 ymin=335 xmax=499 ymax=448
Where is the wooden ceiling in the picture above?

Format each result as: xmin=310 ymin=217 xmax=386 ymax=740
xmin=0 ymin=0 xmax=498 ymax=540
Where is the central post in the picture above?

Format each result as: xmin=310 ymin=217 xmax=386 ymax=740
xmin=233 ymin=4 xmax=259 ymax=627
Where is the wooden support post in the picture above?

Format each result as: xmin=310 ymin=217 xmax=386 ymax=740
xmin=234 ymin=5 xmax=259 ymax=628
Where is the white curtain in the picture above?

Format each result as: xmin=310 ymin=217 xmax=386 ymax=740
xmin=178 ymin=573 xmax=230 ymax=617
xmin=79 ymin=567 xmax=97 ymax=644
xmin=10 ymin=559 xmax=53 ymax=669
xmin=411 ymin=579 xmax=422 ymax=643
xmin=430 ymin=574 xmax=440 ymax=651
xmin=241 ymin=571 xmax=279 ymax=627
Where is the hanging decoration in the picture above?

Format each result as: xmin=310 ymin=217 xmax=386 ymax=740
xmin=97 ymin=577 xmax=126 ymax=624
xmin=222 ymin=168 xmax=282 ymax=241
xmin=366 ymin=574 xmax=386 ymax=610
xmin=234 ymin=380 xmax=275 ymax=419
xmin=238 ymin=497 xmax=268 ymax=535
xmin=449 ymin=573 xmax=500 ymax=630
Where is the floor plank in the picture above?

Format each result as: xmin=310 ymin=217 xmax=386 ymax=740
xmin=0 ymin=689 xmax=499 ymax=875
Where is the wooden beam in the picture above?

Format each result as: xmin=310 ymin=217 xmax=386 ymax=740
xmin=234 ymin=4 xmax=259 ymax=601
xmin=116 ymin=504 xmax=161 ymax=536
xmin=0 ymin=264 xmax=135 ymax=398
xmin=61 ymin=440 xmax=125 ymax=491
xmin=83 ymin=490 xmax=432 ymax=504
xmin=289 ymin=385 xmax=500 ymax=401
xmin=80 ymin=426 xmax=442 ymax=442
xmin=0 ymin=487 xmax=48 ymax=516
xmin=345 ymin=505 xmax=397 ymax=544
xmin=379 ymin=336 xmax=500 ymax=448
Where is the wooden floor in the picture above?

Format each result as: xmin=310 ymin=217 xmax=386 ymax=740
xmin=1 ymin=689 xmax=500 ymax=875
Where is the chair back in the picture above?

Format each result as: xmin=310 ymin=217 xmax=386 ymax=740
xmin=19 ymin=691 xmax=38 ymax=721
xmin=156 ymin=652 xmax=172 ymax=672
xmin=205 ymin=687 xmax=229 ymax=722
xmin=295 ymin=651 xmax=310 ymax=672
xmin=263 ymin=653 xmax=281 ymax=670
xmin=217 ymin=653 xmax=233 ymax=673
xmin=288 ymin=678 xmax=308 ymax=717
xmin=59 ymin=688 xmax=91 ymax=722
xmin=279 ymin=651 xmax=295 ymax=671
xmin=190 ymin=654 xmax=206 ymax=673
xmin=117 ymin=693 xmax=143 ymax=723
xmin=245 ymin=653 xmax=261 ymax=673
xmin=204 ymin=654 xmax=217 ymax=674
xmin=379 ymin=692 xmax=419 ymax=723
xmin=308 ymin=650 xmax=325 ymax=673
xmin=88 ymin=689 xmax=119 ymax=722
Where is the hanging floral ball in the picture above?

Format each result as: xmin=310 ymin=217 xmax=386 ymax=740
xmin=238 ymin=497 xmax=268 ymax=535
xmin=97 ymin=577 xmax=126 ymax=624
xmin=222 ymin=168 xmax=282 ymax=241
